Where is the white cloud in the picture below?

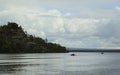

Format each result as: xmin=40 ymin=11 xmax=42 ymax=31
xmin=48 ymin=9 xmax=62 ymax=17
xmin=53 ymin=37 xmax=120 ymax=48
xmin=64 ymin=18 xmax=98 ymax=34
xmin=115 ymin=6 xmax=120 ymax=12
xmin=0 ymin=0 xmax=120 ymax=48
xmin=27 ymin=29 xmax=46 ymax=39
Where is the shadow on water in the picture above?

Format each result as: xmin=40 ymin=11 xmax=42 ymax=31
xmin=0 ymin=63 xmax=40 ymax=74
xmin=0 ymin=64 xmax=25 ymax=74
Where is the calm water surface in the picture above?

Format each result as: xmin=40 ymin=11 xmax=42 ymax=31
xmin=0 ymin=53 xmax=120 ymax=75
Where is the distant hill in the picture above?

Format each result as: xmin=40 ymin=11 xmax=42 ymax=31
xmin=0 ymin=22 xmax=67 ymax=53
xmin=68 ymin=48 xmax=120 ymax=52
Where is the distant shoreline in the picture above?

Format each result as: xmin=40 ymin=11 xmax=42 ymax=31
xmin=69 ymin=49 xmax=120 ymax=52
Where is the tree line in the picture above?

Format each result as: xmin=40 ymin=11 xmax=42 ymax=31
xmin=0 ymin=22 xmax=67 ymax=53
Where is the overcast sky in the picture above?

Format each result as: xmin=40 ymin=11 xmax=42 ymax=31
xmin=0 ymin=0 xmax=120 ymax=48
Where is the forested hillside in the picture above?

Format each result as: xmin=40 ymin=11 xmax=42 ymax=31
xmin=0 ymin=22 xmax=67 ymax=53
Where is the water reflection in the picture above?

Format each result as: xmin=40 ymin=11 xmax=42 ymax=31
xmin=0 ymin=53 xmax=120 ymax=75
xmin=0 ymin=64 xmax=25 ymax=74
xmin=0 ymin=62 xmax=40 ymax=74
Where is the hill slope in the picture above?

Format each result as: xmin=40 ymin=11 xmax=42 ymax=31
xmin=0 ymin=22 xmax=67 ymax=53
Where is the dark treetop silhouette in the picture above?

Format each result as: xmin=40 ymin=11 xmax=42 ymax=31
xmin=0 ymin=22 xmax=67 ymax=53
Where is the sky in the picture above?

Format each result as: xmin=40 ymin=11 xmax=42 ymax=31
xmin=0 ymin=0 xmax=120 ymax=48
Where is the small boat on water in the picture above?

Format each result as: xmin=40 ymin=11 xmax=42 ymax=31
xmin=101 ymin=52 xmax=104 ymax=54
xmin=71 ymin=53 xmax=75 ymax=56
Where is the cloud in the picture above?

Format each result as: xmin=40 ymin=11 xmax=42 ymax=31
xmin=0 ymin=0 xmax=120 ymax=48
xmin=115 ymin=6 xmax=120 ymax=12
xmin=64 ymin=18 xmax=100 ymax=34
xmin=27 ymin=29 xmax=46 ymax=39
xmin=0 ymin=8 xmax=65 ymax=36
xmin=53 ymin=36 xmax=120 ymax=49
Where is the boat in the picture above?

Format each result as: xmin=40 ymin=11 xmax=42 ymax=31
xmin=71 ymin=53 xmax=75 ymax=56
xmin=101 ymin=52 xmax=104 ymax=54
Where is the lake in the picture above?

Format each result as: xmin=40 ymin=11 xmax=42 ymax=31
xmin=0 ymin=53 xmax=120 ymax=75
